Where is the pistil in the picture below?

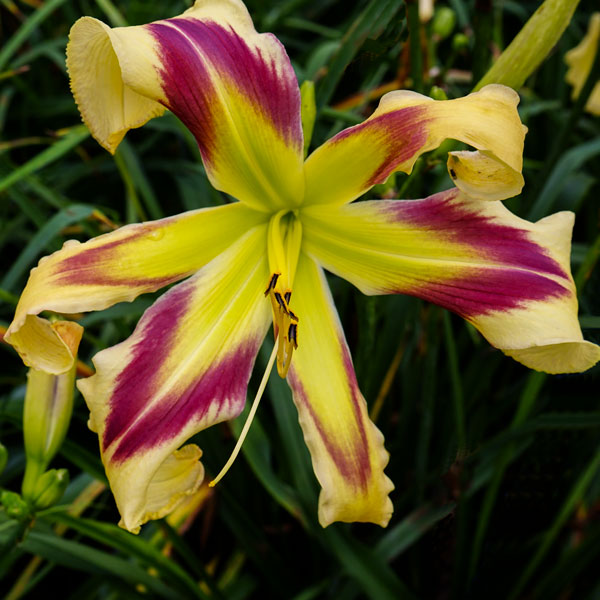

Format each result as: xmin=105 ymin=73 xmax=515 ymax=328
xmin=209 ymin=340 xmax=279 ymax=488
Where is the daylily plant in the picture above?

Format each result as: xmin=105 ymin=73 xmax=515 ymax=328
xmin=5 ymin=0 xmax=600 ymax=533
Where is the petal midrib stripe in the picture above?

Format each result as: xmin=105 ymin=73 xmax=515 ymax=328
xmin=105 ymin=229 xmax=268 ymax=454
xmin=154 ymin=19 xmax=293 ymax=209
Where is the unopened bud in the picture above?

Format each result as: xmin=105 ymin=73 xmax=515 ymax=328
xmin=429 ymin=86 xmax=448 ymax=101
xmin=300 ymin=80 xmax=316 ymax=157
xmin=0 ymin=442 xmax=7 ymax=476
xmin=21 ymin=363 xmax=75 ymax=501
xmin=31 ymin=469 xmax=70 ymax=510
xmin=475 ymin=0 xmax=580 ymax=91
xmin=1 ymin=490 xmax=30 ymax=521
xmin=452 ymin=33 xmax=469 ymax=52
xmin=432 ymin=7 xmax=456 ymax=40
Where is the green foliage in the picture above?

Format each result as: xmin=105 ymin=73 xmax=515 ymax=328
xmin=1 ymin=1 xmax=599 ymax=599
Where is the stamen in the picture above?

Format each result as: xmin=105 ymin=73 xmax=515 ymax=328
xmin=264 ymin=272 xmax=280 ymax=297
xmin=209 ymin=340 xmax=279 ymax=488
xmin=279 ymin=346 xmax=294 ymax=377
xmin=273 ymin=292 xmax=289 ymax=314
xmin=265 ymin=210 xmax=303 ymax=378
xmin=276 ymin=330 xmax=286 ymax=375
xmin=288 ymin=323 xmax=298 ymax=349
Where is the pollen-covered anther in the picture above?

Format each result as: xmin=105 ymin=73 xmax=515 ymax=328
xmin=266 ymin=209 xmax=302 ymax=377
xmin=288 ymin=322 xmax=298 ymax=349
xmin=264 ymin=272 xmax=280 ymax=297
xmin=273 ymin=291 xmax=289 ymax=314
xmin=265 ymin=274 xmax=299 ymax=378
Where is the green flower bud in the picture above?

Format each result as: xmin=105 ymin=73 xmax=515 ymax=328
xmin=300 ymin=80 xmax=316 ymax=158
xmin=21 ymin=364 xmax=76 ymax=501
xmin=452 ymin=33 xmax=470 ymax=52
xmin=475 ymin=0 xmax=580 ymax=91
xmin=1 ymin=490 xmax=30 ymax=522
xmin=0 ymin=442 xmax=7 ymax=476
xmin=429 ymin=86 xmax=448 ymax=101
xmin=432 ymin=7 xmax=456 ymax=40
xmin=31 ymin=469 xmax=70 ymax=510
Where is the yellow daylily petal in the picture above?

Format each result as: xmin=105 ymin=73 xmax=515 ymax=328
xmin=302 ymin=189 xmax=600 ymax=374
xmin=139 ymin=445 xmax=205 ymax=531
xmin=303 ymin=84 xmax=526 ymax=206
xmin=66 ymin=17 xmax=166 ymax=154
xmin=67 ymin=0 xmax=304 ymax=211
xmin=5 ymin=203 xmax=265 ymax=374
xmin=77 ymin=225 xmax=271 ymax=533
xmin=287 ymin=254 xmax=394 ymax=527
xmin=447 ymin=150 xmax=524 ymax=201
xmin=6 ymin=317 xmax=84 ymax=376
xmin=565 ymin=13 xmax=600 ymax=116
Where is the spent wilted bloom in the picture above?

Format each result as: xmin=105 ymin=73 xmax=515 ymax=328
xmin=5 ymin=0 xmax=600 ymax=533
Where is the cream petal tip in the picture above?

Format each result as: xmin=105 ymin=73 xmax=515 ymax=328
xmin=478 ymin=83 xmax=520 ymax=102
xmin=317 ymin=494 xmax=394 ymax=528
xmin=5 ymin=315 xmax=81 ymax=375
xmin=116 ymin=445 xmax=205 ymax=534
xmin=504 ymin=340 xmax=600 ymax=374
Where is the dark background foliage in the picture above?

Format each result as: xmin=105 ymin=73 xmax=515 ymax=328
xmin=0 ymin=1 xmax=599 ymax=598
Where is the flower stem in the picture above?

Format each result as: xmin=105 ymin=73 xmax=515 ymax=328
xmin=406 ymin=0 xmax=423 ymax=93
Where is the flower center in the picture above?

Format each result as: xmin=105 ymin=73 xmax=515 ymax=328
xmin=265 ymin=210 xmax=302 ymax=377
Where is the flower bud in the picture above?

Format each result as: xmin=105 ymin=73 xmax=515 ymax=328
xmin=0 ymin=442 xmax=7 ymax=476
xmin=429 ymin=86 xmax=448 ymax=101
xmin=452 ymin=33 xmax=469 ymax=52
xmin=21 ymin=363 xmax=76 ymax=501
xmin=432 ymin=7 xmax=456 ymax=40
xmin=31 ymin=468 xmax=70 ymax=510
xmin=300 ymin=80 xmax=316 ymax=157
xmin=1 ymin=490 xmax=30 ymax=521
xmin=475 ymin=0 xmax=580 ymax=91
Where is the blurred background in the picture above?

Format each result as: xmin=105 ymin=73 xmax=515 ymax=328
xmin=0 ymin=1 xmax=599 ymax=598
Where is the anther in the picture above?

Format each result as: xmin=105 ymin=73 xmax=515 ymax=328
xmin=264 ymin=272 xmax=280 ymax=297
xmin=264 ymin=272 xmax=299 ymax=378
xmin=288 ymin=323 xmax=298 ymax=349
xmin=274 ymin=292 xmax=289 ymax=314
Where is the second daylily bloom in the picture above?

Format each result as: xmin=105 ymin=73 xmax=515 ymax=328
xmin=5 ymin=0 xmax=600 ymax=533
xmin=565 ymin=12 xmax=600 ymax=116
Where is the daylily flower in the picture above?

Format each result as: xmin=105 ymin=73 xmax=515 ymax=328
xmin=565 ymin=12 xmax=600 ymax=116
xmin=5 ymin=0 xmax=600 ymax=533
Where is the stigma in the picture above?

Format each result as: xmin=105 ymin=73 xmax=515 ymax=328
xmin=266 ymin=210 xmax=302 ymax=377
